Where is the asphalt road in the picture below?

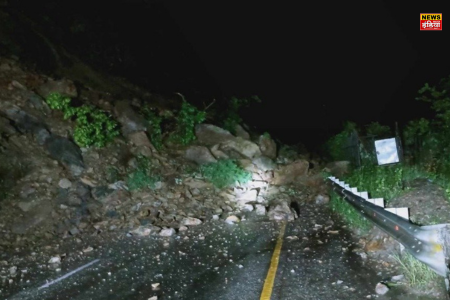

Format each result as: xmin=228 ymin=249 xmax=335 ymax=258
xmin=2 ymin=204 xmax=444 ymax=300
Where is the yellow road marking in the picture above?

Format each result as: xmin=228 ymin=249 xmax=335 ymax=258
xmin=260 ymin=221 xmax=287 ymax=300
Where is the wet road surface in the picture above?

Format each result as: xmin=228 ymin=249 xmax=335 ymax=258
xmin=2 ymin=204 xmax=445 ymax=300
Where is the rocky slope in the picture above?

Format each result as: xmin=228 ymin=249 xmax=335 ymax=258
xmin=0 ymin=54 xmax=329 ymax=253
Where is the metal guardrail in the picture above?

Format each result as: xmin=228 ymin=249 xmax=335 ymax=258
xmin=327 ymin=176 xmax=449 ymax=279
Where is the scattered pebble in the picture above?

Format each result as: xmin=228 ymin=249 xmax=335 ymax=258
xmin=375 ymin=282 xmax=389 ymax=295
xmin=182 ymin=217 xmax=202 ymax=226
xmin=225 ymin=216 xmax=240 ymax=224
xmin=159 ymin=228 xmax=176 ymax=237
xmin=83 ymin=246 xmax=94 ymax=253
xmin=391 ymin=274 xmax=404 ymax=281
xmin=9 ymin=266 xmax=17 ymax=275
xmin=58 ymin=178 xmax=72 ymax=189
xmin=48 ymin=256 xmax=61 ymax=264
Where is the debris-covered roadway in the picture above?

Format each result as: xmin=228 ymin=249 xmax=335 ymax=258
xmin=3 ymin=205 xmax=440 ymax=300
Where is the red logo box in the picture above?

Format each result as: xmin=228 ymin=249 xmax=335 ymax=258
xmin=420 ymin=13 xmax=442 ymax=30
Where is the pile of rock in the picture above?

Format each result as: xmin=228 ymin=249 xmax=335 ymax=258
xmin=0 ymin=56 xmax=330 ymax=250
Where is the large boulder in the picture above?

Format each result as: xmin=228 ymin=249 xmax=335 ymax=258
xmin=195 ymin=124 xmax=235 ymax=146
xmin=234 ymin=124 xmax=250 ymax=140
xmin=0 ymin=103 xmax=50 ymax=145
xmin=113 ymin=100 xmax=147 ymax=136
xmin=258 ymin=134 xmax=277 ymax=159
xmin=44 ymin=135 xmax=84 ymax=176
xmin=272 ymin=159 xmax=309 ymax=185
xmin=219 ymin=137 xmax=262 ymax=159
xmin=324 ymin=161 xmax=350 ymax=178
xmin=268 ymin=201 xmax=297 ymax=221
xmin=185 ymin=145 xmax=217 ymax=165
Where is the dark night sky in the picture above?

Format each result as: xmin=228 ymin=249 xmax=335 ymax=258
xmin=7 ymin=0 xmax=450 ymax=150
xmin=161 ymin=1 xmax=450 ymax=147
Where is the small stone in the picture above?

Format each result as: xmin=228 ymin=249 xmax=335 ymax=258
xmin=9 ymin=266 xmax=17 ymax=275
xmin=356 ymin=251 xmax=368 ymax=260
xmin=336 ymin=280 xmax=343 ymax=284
xmin=149 ymin=297 xmax=158 ymax=300
xmin=48 ymin=256 xmax=61 ymax=264
xmin=69 ymin=227 xmax=80 ymax=235
xmin=242 ymin=204 xmax=254 ymax=212
xmin=255 ymin=204 xmax=266 ymax=215
xmin=80 ymin=177 xmax=97 ymax=187
xmin=225 ymin=216 xmax=240 ymax=224
xmin=315 ymin=194 xmax=330 ymax=205
xmin=391 ymin=274 xmax=404 ymax=281
xmin=181 ymin=217 xmax=202 ymax=226
xmin=129 ymin=226 xmax=160 ymax=236
xmin=178 ymin=226 xmax=188 ymax=232
xmin=375 ymin=282 xmax=389 ymax=295
xmin=159 ymin=228 xmax=175 ymax=237
xmin=58 ymin=178 xmax=72 ymax=189
xmin=151 ymin=283 xmax=160 ymax=290
xmin=83 ymin=246 xmax=93 ymax=253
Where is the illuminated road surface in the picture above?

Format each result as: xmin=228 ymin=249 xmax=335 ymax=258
xmin=3 ymin=204 xmax=443 ymax=300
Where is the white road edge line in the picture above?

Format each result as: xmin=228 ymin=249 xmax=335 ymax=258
xmin=37 ymin=259 xmax=100 ymax=290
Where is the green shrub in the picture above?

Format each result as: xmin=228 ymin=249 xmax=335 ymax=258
xmin=126 ymin=156 xmax=160 ymax=191
xmin=324 ymin=121 xmax=357 ymax=161
xmin=141 ymin=104 xmax=164 ymax=150
xmin=403 ymin=118 xmax=430 ymax=147
xmin=72 ymin=104 xmax=119 ymax=147
xmin=407 ymin=76 xmax=450 ymax=171
xmin=46 ymin=92 xmax=71 ymax=111
xmin=392 ymin=251 xmax=439 ymax=289
xmin=262 ymin=131 xmax=271 ymax=139
xmin=200 ymin=159 xmax=252 ymax=188
xmin=365 ymin=121 xmax=391 ymax=138
xmin=329 ymin=164 xmax=435 ymax=231
xmin=343 ymin=164 xmax=404 ymax=201
xmin=329 ymin=191 xmax=372 ymax=233
xmin=45 ymin=93 xmax=119 ymax=148
xmin=170 ymin=100 xmax=206 ymax=145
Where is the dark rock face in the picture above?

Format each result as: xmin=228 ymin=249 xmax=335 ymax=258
xmin=2 ymin=105 xmax=51 ymax=145
xmin=44 ymin=135 xmax=84 ymax=176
